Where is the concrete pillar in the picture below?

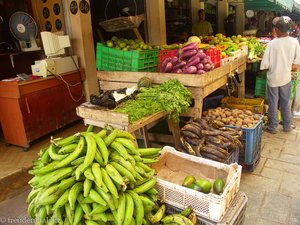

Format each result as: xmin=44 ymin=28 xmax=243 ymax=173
xmin=235 ymin=3 xmax=245 ymax=35
xmin=217 ymin=0 xmax=228 ymax=34
xmin=63 ymin=0 xmax=99 ymax=97
xmin=145 ymin=0 xmax=166 ymax=45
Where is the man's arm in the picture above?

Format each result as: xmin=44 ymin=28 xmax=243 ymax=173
xmin=260 ymin=44 xmax=270 ymax=70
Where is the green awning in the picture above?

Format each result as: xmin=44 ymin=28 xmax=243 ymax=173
xmin=245 ymin=0 xmax=293 ymax=12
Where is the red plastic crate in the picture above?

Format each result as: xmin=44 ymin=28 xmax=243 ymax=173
xmin=157 ymin=49 xmax=178 ymax=71
xmin=205 ymin=49 xmax=221 ymax=68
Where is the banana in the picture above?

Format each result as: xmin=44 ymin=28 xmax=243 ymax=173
xmin=68 ymin=182 xmax=83 ymax=210
xmin=84 ymin=213 xmax=108 ymax=222
xmin=147 ymin=204 xmax=166 ymax=223
xmin=188 ymin=211 xmax=197 ymax=225
xmin=79 ymin=195 xmax=94 ymax=204
xmin=117 ymin=192 xmax=126 ymax=225
xmin=84 ymin=167 xmax=95 ymax=181
xmin=35 ymin=187 xmax=61 ymax=205
xmin=86 ymin=124 xmax=94 ymax=132
xmin=113 ymin=194 xmax=120 ymax=208
xmin=104 ymin=128 xmax=118 ymax=146
xmin=145 ymin=188 xmax=158 ymax=196
xmin=65 ymin=204 xmax=74 ymax=225
xmin=130 ymin=218 xmax=136 ymax=225
xmin=109 ymin=162 xmax=136 ymax=183
xmin=115 ymin=138 xmax=140 ymax=155
xmin=110 ymin=141 xmax=130 ymax=160
xmin=28 ymin=199 xmax=37 ymax=219
xmin=134 ymin=165 xmax=147 ymax=178
xmin=105 ymin=164 xmax=127 ymax=190
xmin=75 ymin=164 xmax=84 ymax=180
xmin=52 ymin=134 xmax=79 ymax=147
xmin=63 ymin=218 xmax=71 ymax=225
xmin=101 ymin=167 xmax=119 ymax=199
xmin=127 ymin=190 xmax=144 ymax=225
xmin=77 ymin=194 xmax=92 ymax=215
xmin=85 ymin=221 xmax=101 ymax=225
xmin=90 ymin=132 xmax=109 ymax=165
xmin=137 ymin=148 xmax=161 ymax=157
xmin=53 ymin=207 xmax=63 ymax=225
xmin=116 ymin=129 xmax=135 ymax=140
xmin=82 ymin=133 xmax=97 ymax=171
xmin=26 ymin=188 xmax=41 ymax=204
xmin=71 ymin=156 xmax=85 ymax=166
xmin=40 ymin=146 xmax=51 ymax=164
xmin=91 ymin=163 xmax=108 ymax=192
xmin=58 ymin=143 xmax=78 ymax=154
xmin=52 ymin=189 xmax=70 ymax=210
xmin=97 ymin=127 xmax=108 ymax=138
xmin=141 ymin=158 xmax=158 ymax=164
xmin=106 ymin=212 xmax=115 ymax=221
xmin=133 ymin=178 xmax=157 ymax=194
xmin=88 ymin=188 xmax=107 ymax=206
xmin=161 ymin=214 xmax=194 ymax=225
xmin=94 ymin=185 xmax=116 ymax=211
xmin=133 ymin=155 xmax=143 ymax=162
xmin=127 ymin=153 xmax=137 ymax=167
xmin=36 ymin=206 xmax=47 ymax=225
xmin=83 ymin=178 xmax=93 ymax=197
xmin=90 ymin=204 xmax=109 ymax=215
xmin=48 ymin=143 xmax=68 ymax=161
xmin=34 ymin=136 xmax=85 ymax=175
xmin=136 ymin=162 xmax=153 ymax=173
xmin=179 ymin=206 xmax=192 ymax=217
xmin=123 ymin=193 xmax=134 ymax=225
xmin=95 ymin=148 xmax=105 ymax=166
xmin=139 ymin=195 xmax=155 ymax=213
xmin=43 ymin=167 xmax=73 ymax=187
xmin=110 ymin=153 xmax=138 ymax=178
xmin=72 ymin=203 xmax=84 ymax=225
xmin=57 ymin=176 xmax=76 ymax=192
xmin=142 ymin=218 xmax=150 ymax=225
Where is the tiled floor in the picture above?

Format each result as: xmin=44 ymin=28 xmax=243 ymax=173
xmin=0 ymin=119 xmax=300 ymax=224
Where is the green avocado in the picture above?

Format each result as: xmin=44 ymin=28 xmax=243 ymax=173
xmin=182 ymin=175 xmax=196 ymax=187
xmin=186 ymin=183 xmax=202 ymax=192
xmin=213 ymin=178 xmax=225 ymax=195
xmin=195 ymin=179 xmax=211 ymax=194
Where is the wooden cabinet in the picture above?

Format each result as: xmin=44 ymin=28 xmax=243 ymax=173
xmin=0 ymin=70 xmax=85 ymax=150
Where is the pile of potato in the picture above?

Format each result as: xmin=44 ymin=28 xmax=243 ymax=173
xmin=202 ymin=107 xmax=261 ymax=128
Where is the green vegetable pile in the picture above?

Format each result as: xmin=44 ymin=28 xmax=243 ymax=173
xmin=247 ymin=37 xmax=266 ymax=60
xmin=114 ymin=79 xmax=192 ymax=124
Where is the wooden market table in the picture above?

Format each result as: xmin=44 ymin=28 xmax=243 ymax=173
xmin=77 ymin=56 xmax=247 ymax=148
xmin=97 ymin=56 xmax=247 ymax=118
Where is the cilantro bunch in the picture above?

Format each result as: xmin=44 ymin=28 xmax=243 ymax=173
xmin=114 ymin=79 xmax=192 ymax=124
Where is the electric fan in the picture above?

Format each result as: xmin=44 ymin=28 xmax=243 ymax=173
xmin=9 ymin=12 xmax=41 ymax=52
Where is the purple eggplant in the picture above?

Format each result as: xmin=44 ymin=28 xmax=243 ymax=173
xmin=170 ymin=56 xmax=179 ymax=65
xmin=183 ymin=66 xmax=197 ymax=74
xmin=186 ymin=56 xmax=201 ymax=68
xmin=201 ymin=57 xmax=210 ymax=65
xmin=182 ymin=42 xmax=198 ymax=52
xmin=179 ymin=49 xmax=198 ymax=60
xmin=203 ymin=63 xmax=212 ymax=71
xmin=160 ymin=57 xmax=172 ymax=72
xmin=172 ymin=68 xmax=183 ymax=73
xmin=199 ymin=52 xmax=207 ymax=59
xmin=163 ymin=62 xmax=173 ymax=73
xmin=196 ymin=69 xmax=206 ymax=74
xmin=173 ymin=60 xmax=187 ymax=70
xmin=196 ymin=62 xmax=204 ymax=70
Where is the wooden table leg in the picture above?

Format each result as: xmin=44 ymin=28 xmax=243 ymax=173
xmin=167 ymin=118 xmax=181 ymax=150
xmin=141 ymin=126 xmax=150 ymax=148
xmin=238 ymin=70 xmax=245 ymax=98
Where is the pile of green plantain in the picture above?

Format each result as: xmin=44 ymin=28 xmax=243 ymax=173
xmin=179 ymin=118 xmax=243 ymax=163
xmin=27 ymin=125 xmax=165 ymax=225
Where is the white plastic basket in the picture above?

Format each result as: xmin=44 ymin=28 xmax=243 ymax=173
xmin=153 ymin=146 xmax=242 ymax=222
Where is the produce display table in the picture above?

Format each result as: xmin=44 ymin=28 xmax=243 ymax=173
xmin=76 ymin=103 xmax=173 ymax=147
xmin=97 ymin=55 xmax=247 ymax=118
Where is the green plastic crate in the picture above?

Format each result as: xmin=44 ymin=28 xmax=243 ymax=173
xmin=254 ymin=74 xmax=266 ymax=97
xmin=254 ymin=73 xmax=297 ymax=100
xmin=96 ymin=43 xmax=158 ymax=72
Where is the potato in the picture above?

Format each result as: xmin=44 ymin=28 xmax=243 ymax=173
xmin=244 ymin=110 xmax=253 ymax=115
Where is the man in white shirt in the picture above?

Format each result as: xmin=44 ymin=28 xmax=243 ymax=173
xmin=260 ymin=16 xmax=300 ymax=133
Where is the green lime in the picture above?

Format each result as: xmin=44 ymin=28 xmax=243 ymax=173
xmin=106 ymin=40 xmax=114 ymax=48
xmin=186 ymin=183 xmax=202 ymax=192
